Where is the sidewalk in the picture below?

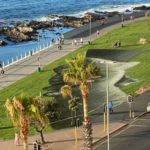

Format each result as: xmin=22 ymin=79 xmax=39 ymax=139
xmin=0 ymin=122 xmax=126 ymax=150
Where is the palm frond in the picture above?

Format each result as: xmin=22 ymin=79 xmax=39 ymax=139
xmin=60 ymin=85 xmax=72 ymax=98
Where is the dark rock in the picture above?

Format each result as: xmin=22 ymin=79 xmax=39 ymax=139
xmin=133 ymin=5 xmax=150 ymax=10
xmin=0 ymin=40 xmax=7 ymax=46
xmin=125 ymin=9 xmax=132 ymax=12
xmin=107 ymin=11 xmax=120 ymax=17
xmin=5 ymin=28 xmax=32 ymax=42
xmin=28 ymin=20 xmax=63 ymax=30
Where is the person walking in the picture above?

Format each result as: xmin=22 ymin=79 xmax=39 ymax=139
xmin=74 ymin=39 xmax=77 ymax=45
xmin=0 ymin=61 xmax=4 ymax=75
xmin=0 ymin=61 xmax=2 ymax=68
xmin=108 ymin=101 xmax=113 ymax=113
xmin=14 ymin=132 xmax=20 ymax=146
xmin=80 ymin=38 xmax=83 ymax=45
xmin=96 ymin=30 xmax=100 ymax=36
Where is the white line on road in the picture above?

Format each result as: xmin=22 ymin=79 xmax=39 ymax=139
xmin=129 ymin=124 xmax=150 ymax=128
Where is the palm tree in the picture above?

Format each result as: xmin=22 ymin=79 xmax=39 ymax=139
xmin=62 ymin=53 xmax=100 ymax=150
xmin=60 ymin=85 xmax=80 ymax=126
xmin=5 ymin=95 xmax=31 ymax=150
xmin=30 ymin=96 xmax=49 ymax=144
xmin=5 ymin=94 xmax=48 ymax=149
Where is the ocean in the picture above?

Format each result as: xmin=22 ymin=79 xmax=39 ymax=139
xmin=0 ymin=0 xmax=150 ymax=63
xmin=0 ymin=0 xmax=150 ymax=21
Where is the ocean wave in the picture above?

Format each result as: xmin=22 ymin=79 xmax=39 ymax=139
xmin=68 ymin=3 xmax=150 ymax=17
xmin=39 ymin=16 xmax=59 ymax=22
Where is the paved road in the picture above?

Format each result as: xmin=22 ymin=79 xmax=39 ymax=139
xmin=91 ymin=90 xmax=150 ymax=125
xmin=93 ymin=113 xmax=150 ymax=150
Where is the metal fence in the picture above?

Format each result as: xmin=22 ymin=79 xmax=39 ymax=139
xmin=2 ymin=40 xmax=58 ymax=69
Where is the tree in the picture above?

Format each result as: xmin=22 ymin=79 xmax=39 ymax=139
xmin=5 ymin=94 xmax=49 ymax=149
xmin=5 ymin=94 xmax=33 ymax=150
xmin=30 ymin=96 xmax=49 ymax=144
xmin=62 ymin=53 xmax=100 ymax=150
xmin=60 ymin=85 xmax=80 ymax=126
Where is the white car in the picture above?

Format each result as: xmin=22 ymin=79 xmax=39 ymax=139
xmin=147 ymin=103 xmax=150 ymax=112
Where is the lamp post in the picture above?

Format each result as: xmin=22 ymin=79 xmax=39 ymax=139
xmin=121 ymin=13 xmax=124 ymax=28
xmin=98 ymin=59 xmax=112 ymax=150
xmin=106 ymin=62 xmax=110 ymax=150
xmin=37 ymin=34 xmax=41 ymax=72
xmin=89 ymin=15 xmax=92 ymax=44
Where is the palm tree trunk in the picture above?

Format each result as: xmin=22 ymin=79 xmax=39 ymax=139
xmin=81 ymin=90 xmax=93 ymax=150
xmin=23 ymin=137 xmax=28 ymax=150
xmin=82 ymin=91 xmax=89 ymax=122
xmin=21 ymin=114 xmax=28 ymax=150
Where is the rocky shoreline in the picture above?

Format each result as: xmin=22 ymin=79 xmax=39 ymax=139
xmin=0 ymin=5 xmax=150 ymax=46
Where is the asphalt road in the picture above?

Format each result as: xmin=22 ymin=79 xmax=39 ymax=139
xmin=93 ymin=113 xmax=150 ymax=150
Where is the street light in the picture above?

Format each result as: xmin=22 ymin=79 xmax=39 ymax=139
xmin=37 ymin=34 xmax=41 ymax=72
xmin=89 ymin=15 xmax=92 ymax=44
xmin=106 ymin=62 xmax=110 ymax=150
xmin=97 ymin=58 xmax=114 ymax=150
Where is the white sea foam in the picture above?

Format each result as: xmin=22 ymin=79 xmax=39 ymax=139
xmin=69 ymin=3 xmax=150 ymax=17
xmin=40 ymin=16 xmax=59 ymax=22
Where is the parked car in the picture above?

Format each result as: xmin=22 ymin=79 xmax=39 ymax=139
xmin=146 ymin=102 xmax=150 ymax=112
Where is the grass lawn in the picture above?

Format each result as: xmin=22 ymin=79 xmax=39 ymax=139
xmin=0 ymin=19 xmax=150 ymax=140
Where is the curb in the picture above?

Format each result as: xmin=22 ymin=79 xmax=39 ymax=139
xmin=92 ymin=111 xmax=147 ymax=147
xmin=92 ymin=123 xmax=128 ymax=146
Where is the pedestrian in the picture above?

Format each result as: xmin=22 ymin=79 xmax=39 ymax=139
xmin=80 ymin=38 xmax=83 ymax=45
xmin=0 ymin=61 xmax=4 ymax=75
xmin=96 ymin=30 xmax=100 ymax=36
xmin=0 ymin=61 xmax=2 ymax=68
xmin=108 ymin=101 xmax=113 ymax=113
xmin=61 ymin=34 xmax=64 ymax=44
xmin=33 ymin=140 xmax=38 ymax=150
xmin=51 ymin=38 xmax=55 ymax=44
xmin=14 ymin=132 xmax=20 ymax=146
xmin=58 ymin=44 xmax=62 ymax=50
xmin=101 ymin=19 xmax=105 ymax=25
xmin=0 ymin=68 xmax=4 ymax=74
xmin=74 ymin=39 xmax=77 ymax=45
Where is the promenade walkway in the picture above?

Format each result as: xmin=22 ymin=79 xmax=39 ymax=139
xmin=0 ymin=122 xmax=126 ymax=150
xmin=0 ymin=16 xmax=145 ymax=90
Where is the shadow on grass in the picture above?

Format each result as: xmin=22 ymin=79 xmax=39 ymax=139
xmin=0 ymin=126 xmax=13 ymax=130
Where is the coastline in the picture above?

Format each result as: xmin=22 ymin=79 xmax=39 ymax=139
xmin=0 ymin=10 xmax=145 ymax=64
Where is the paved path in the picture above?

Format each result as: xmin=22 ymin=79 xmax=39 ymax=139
xmin=0 ymin=122 xmax=126 ymax=150
xmin=0 ymin=17 xmax=145 ymax=90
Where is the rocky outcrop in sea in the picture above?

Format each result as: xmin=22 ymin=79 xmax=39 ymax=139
xmin=0 ymin=5 xmax=148 ymax=46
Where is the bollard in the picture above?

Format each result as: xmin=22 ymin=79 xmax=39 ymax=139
xmin=30 ymin=50 xmax=33 ymax=56
xmin=132 ymin=111 xmax=135 ymax=118
xmin=37 ymin=66 xmax=41 ymax=72
xmin=33 ymin=141 xmax=37 ymax=150
xmin=37 ymin=143 xmax=41 ymax=150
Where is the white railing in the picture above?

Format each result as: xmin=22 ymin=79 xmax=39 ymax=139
xmin=2 ymin=40 xmax=57 ymax=69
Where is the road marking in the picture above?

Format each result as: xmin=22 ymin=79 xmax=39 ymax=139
xmin=136 ymin=118 xmax=150 ymax=121
xmin=129 ymin=124 xmax=150 ymax=128
xmin=93 ymin=114 xmax=150 ymax=150
xmin=93 ymin=125 xmax=130 ymax=150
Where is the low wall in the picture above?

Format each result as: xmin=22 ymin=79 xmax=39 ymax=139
xmin=64 ymin=11 xmax=145 ymax=39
